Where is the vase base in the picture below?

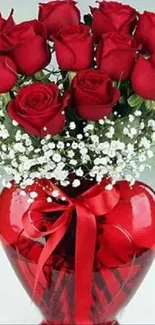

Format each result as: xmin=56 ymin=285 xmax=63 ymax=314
xmin=40 ymin=321 xmax=120 ymax=325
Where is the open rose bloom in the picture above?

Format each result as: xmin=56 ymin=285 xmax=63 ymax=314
xmin=0 ymin=1 xmax=155 ymax=325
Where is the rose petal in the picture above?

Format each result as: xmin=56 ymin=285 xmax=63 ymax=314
xmin=98 ymin=48 xmax=135 ymax=81
xmin=91 ymin=8 xmax=115 ymax=42
xmin=0 ymin=56 xmax=17 ymax=93
xmin=131 ymin=56 xmax=155 ymax=100
xmin=11 ymin=36 xmax=51 ymax=76
xmin=135 ymin=12 xmax=155 ymax=53
xmin=54 ymin=35 xmax=93 ymax=71
xmin=41 ymin=110 xmax=66 ymax=137
xmin=38 ymin=1 xmax=80 ymax=37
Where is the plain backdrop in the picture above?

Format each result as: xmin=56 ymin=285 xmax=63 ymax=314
xmin=0 ymin=0 xmax=155 ymax=324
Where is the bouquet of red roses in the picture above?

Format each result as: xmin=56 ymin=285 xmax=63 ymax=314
xmin=0 ymin=2 xmax=155 ymax=325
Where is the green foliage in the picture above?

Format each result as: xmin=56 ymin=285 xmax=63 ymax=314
xmin=57 ymin=72 xmax=69 ymax=87
xmin=59 ymin=71 xmax=70 ymax=90
xmin=2 ymin=108 xmax=40 ymax=148
xmin=0 ymin=92 xmax=11 ymax=108
xmin=33 ymin=70 xmax=51 ymax=83
xmin=144 ymin=99 xmax=155 ymax=110
xmin=3 ymin=110 xmax=17 ymax=139
xmin=114 ymin=116 xmax=141 ymax=144
xmin=127 ymin=93 xmax=144 ymax=108
xmin=83 ymin=14 xmax=92 ymax=26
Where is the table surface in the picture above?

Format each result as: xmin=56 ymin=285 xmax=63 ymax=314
xmin=0 ymin=0 xmax=155 ymax=323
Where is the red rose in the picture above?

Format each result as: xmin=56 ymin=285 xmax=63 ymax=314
xmin=91 ymin=1 xmax=137 ymax=42
xmin=5 ymin=20 xmax=51 ymax=76
xmin=0 ymin=56 xmax=17 ymax=93
xmin=38 ymin=0 xmax=80 ymax=38
xmin=7 ymin=82 xmax=70 ymax=137
xmin=135 ymin=11 xmax=155 ymax=54
xmin=97 ymin=32 xmax=136 ymax=81
xmin=71 ymin=69 xmax=120 ymax=120
xmin=53 ymin=25 xmax=93 ymax=71
xmin=131 ymin=56 xmax=155 ymax=100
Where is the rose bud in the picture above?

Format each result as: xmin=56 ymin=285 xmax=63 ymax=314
xmin=53 ymin=25 xmax=93 ymax=71
xmin=0 ymin=9 xmax=14 ymax=32
xmin=97 ymin=32 xmax=136 ymax=81
xmin=7 ymin=20 xmax=51 ymax=76
xmin=71 ymin=69 xmax=120 ymax=120
xmin=38 ymin=0 xmax=80 ymax=38
xmin=90 ymin=1 xmax=137 ymax=42
xmin=131 ymin=56 xmax=155 ymax=100
xmin=7 ymin=82 xmax=70 ymax=137
xmin=135 ymin=11 xmax=155 ymax=54
xmin=0 ymin=10 xmax=15 ymax=53
xmin=0 ymin=56 xmax=17 ymax=93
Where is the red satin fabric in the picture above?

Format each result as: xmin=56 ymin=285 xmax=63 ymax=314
xmin=22 ymin=180 xmax=120 ymax=324
xmin=23 ymin=181 xmax=119 ymax=324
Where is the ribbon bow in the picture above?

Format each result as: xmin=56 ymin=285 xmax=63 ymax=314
xmin=22 ymin=180 xmax=120 ymax=324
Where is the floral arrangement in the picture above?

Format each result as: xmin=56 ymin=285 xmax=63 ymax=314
xmin=0 ymin=0 xmax=155 ymax=196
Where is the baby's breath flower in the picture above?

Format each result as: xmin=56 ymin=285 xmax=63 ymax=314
xmin=147 ymin=150 xmax=154 ymax=158
xmin=57 ymin=141 xmax=64 ymax=150
xmin=72 ymin=179 xmax=81 ymax=187
xmin=105 ymin=184 xmax=113 ymax=191
xmin=52 ymin=190 xmax=59 ymax=198
xmin=129 ymin=115 xmax=135 ymax=122
xmin=77 ymin=134 xmax=83 ymax=140
xmin=53 ymin=153 xmax=62 ymax=162
xmin=60 ymin=180 xmax=70 ymax=187
xmin=67 ymin=150 xmax=75 ymax=158
xmin=72 ymin=142 xmax=78 ymax=149
xmin=30 ymin=191 xmax=38 ymax=199
xmin=76 ymin=168 xmax=84 ymax=177
xmin=70 ymin=159 xmax=77 ymax=166
xmin=47 ymin=197 xmax=52 ymax=203
xmin=106 ymin=126 xmax=115 ymax=139
xmin=12 ymin=120 xmax=19 ymax=126
xmin=69 ymin=122 xmax=76 ymax=130
xmin=27 ymin=198 xmax=34 ymax=204
xmin=20 ymin=190 xmax=26 ymax=196
xmin=134 ymin=110 xmax=142 ymax=116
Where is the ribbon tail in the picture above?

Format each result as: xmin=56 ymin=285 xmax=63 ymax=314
xmin=32 ymin=211 xmax=72 ymax=299
xmin=75 ymin=203 xmax=97 ymax=324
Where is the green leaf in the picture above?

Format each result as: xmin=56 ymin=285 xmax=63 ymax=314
xmin=119 ymin=96 xmax=126 ymax=104
xmin=57 ymin=73 xmax=69 ymax=86
xmin=145 ymin=99 xmax=155 ymax=110
xmin=83 ymin=14 xmax=92 ymax=26
xmin=0 ymin=92 xmax=11 ymax=107
xmin=128 ymin=94 xmax=144 ymax=107
xmin=34 ymin=71 xmax=45 ymax=80
xmin=52 ymin=134 xmax=63 ymax=141
xmin=3 ymin=109 xmax=41 ymax=147
xmin=33 ymin=71 xmax=51 ymax=83
xmin=3 ymin=110 xmax=17 ymax=138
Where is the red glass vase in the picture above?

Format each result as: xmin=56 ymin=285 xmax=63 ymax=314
xmin=0 ymin=179 xmax=155 ymax=325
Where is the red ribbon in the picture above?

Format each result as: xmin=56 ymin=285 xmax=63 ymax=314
xmin=22 ymin=179 xmax=120 ymax=324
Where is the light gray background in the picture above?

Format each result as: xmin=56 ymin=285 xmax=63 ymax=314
xmin=0 ymin=0 xmax=155 ymax=324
